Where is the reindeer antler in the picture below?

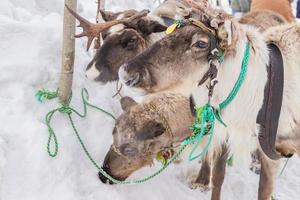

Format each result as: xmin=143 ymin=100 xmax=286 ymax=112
xmin=180 ymin=0 xmax=230 ymax=29
xmin=66 ymin=5 xmax=150 ymax=51
xmin=180 ymin=0 xmax=208 ymax=13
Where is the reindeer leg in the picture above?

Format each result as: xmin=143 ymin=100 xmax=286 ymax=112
xmin=192 ymin=153 xmax=211 ymax=190
xmin=192 ymin=154 xmax=211 ymax=190
xmin=210 ymin=144 xmax=229 ymax=200
xmin=258 ymin=149 xmax=281 ymax=200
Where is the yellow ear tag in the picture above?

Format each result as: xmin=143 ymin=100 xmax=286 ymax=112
xmin=156 ymin=151 xmax=167 ymax=166
xmin=166 ymin=23 xmax=178 ymax=34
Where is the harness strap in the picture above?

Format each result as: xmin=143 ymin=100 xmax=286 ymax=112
xmin=198 ymin=33 xmax=221 ymax=86
xmin=257 ymin=43 xmax=284 ymax=160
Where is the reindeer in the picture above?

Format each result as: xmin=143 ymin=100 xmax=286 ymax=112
xmin=117 ymin=1 xmax=300 ymax=199
xmin=99 ymin=93 xmax=229 ymax=199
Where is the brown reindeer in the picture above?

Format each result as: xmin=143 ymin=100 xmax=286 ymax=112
xmin=99 ymin=93 xmax=229 ymax=199
xmin=240 ymin=10 xmax=286 ymax=32
xmin=118 ymin=1 xmax=300 ymax=199
xmin=99 ymin=94 xmax=194 ymax=182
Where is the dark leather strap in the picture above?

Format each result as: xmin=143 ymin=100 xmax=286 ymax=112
xmin=256 ymin=43 xmax=284 ymax=160
xmin=198 ymin=34 xmax=220 ymax=86
xmin=189 ymin=95 xmax=196 ymax=117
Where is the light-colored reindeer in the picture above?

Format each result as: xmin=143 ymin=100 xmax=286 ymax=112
xmin=117 ymin=0 xmax=300 ymax=199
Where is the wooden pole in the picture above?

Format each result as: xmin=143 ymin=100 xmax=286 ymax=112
xmin=100 ymin=0 xmax=105 ymax=10
xmin=94 ymin=0 xmax=105 ymax=49
xmin=58 ymin=0 xmax=77 ymax=104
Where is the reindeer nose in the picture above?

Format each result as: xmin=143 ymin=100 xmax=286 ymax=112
xmin=119 ymin=64 xmax=140 ymax=87
xmin=98 ymin=165 xmax=115 ymax=185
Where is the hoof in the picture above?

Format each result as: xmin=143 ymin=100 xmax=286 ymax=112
xmin=189 ymin=175 xmax=211 ymax=192
xmin=189 ymin=181 xmax=211 ymax=191
xmin=250 ymin=153 xmax=261 ymax=175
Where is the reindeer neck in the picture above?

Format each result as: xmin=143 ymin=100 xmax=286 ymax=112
xmin=193 ymin=26 xmax=269 ymax=126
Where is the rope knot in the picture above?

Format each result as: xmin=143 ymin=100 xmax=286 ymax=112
xmin=35 ymin=88 xmax=58 ymax=103
xmin=58 ymin=106 xmax=72 ymax=114
xmin=181 ymin=104 xmax=216 ymax=161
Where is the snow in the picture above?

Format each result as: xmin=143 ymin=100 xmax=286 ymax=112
xmin=0 ymin=0 xmax=299 ymax=200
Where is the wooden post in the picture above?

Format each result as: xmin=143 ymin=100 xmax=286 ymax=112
xmin=94 ymin=0 xmax=105 ymax=49
xmin=100 ymin=0 xmax=105 ymax=10
xmin=58 ymin=0 xmax=77 ymax=104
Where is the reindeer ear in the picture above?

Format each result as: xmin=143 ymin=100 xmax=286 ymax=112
xmin=100 ymin=10 xmax=119 ymax=21
xmin=217 ymin=19 xmax=238 ymax=50
xmin=137 ymin=121 xmax=166 ymax=141
xmin=120 ymin=96 xmax=137 ymax=111
xmin=137 ymin=19 xmax=167 ymax=35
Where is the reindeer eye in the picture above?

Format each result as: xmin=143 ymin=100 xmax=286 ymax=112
xmin=193 ymin=41 xmax=208 ymax=49
xmin=128 ymin=38 xmax=136 ymax=43
xmin=122 ymin=37 xmax=137 ymax=49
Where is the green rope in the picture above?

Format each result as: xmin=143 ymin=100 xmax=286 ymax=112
xmin=219 ymin=42 xmax=251 ymax=110
xmin=41 ymin=88 xmax=116 ymax=157
xmin=278 ymin=158 xmax=290 ymax=177
xmin=182 ymin=104 xmax=216 ymax=161
xmin=36 ymin=88 xmax=58 ymax=103
xmin=227 ymin=155 xmax=234 ymax=167
xmin=271 ymin=158 xmax=290 ymax=198
xmin=38 ymin=88 xmax=187 ymax=184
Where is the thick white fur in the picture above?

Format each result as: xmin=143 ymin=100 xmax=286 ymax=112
xmin=192 ymin=22 xmax=300 ymax=166
xmin=264 ymin=23 xmax=300 ymax=140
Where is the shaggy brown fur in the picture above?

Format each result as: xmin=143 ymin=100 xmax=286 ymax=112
xmin=240 ymin=10 xmax=287 ymax=32
xmin=251 ymin=0 xmax=295 ymax=22
xmin=99 ymin=93 xmax=195 ymax=182
xmin=100 ymin=93 xmax=230 ymax=199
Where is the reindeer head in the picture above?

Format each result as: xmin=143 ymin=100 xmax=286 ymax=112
xmin=118 ymin=0 xmax=241 ymax=96
xmin=87 ymin=10 xmax=169 ymax=83
xmin=99 ymin=93 xmax=194 ymax=183
xmin=67 ymin=6 xmax=169 ymax=84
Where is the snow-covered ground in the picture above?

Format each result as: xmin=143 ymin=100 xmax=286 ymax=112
xmin=0 ymin=0 xmax=299 ymax=200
